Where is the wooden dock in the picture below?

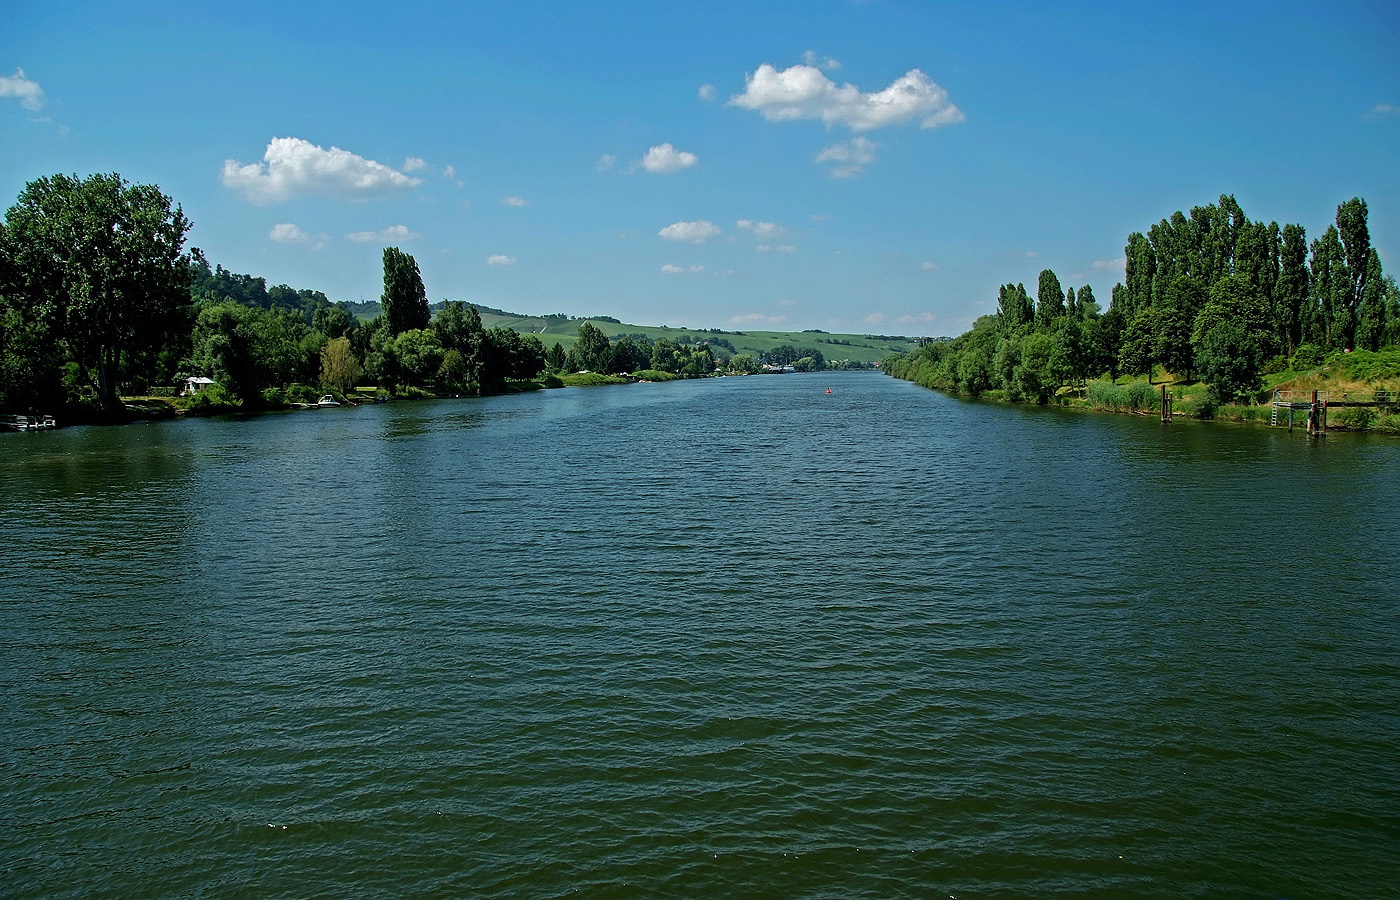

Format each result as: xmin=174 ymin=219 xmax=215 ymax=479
xmin=1271 ymin=390 xmax=1398 ymax=434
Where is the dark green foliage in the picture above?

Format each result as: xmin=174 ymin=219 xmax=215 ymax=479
xmin=381 ymin=247 xmax=430 ymax=336
xmin=1035 ymin=270 xmax=1065 ymax=329
xmin=1195 ymin=320 xmax=1265 ymax=404
xmin=0 ymin=172 xmax=193 ymax=409
xmin=574 ymin=321 xmax=612 ymax=372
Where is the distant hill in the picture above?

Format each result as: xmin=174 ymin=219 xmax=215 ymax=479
xmin=337 ymin=300 xmax=936 ymax=364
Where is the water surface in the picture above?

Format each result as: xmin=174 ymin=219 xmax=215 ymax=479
xmin=3 ymin=373 xmax=1398 ymax=898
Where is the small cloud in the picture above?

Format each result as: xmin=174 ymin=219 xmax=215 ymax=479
xmin=0 ymin=67 xmax=45 ymax=111
xmin=863 ymin=312 xmax=887 ymax=324
xmin=919 ymin=261 xmax=940 ymax=271
xmin=816 ymin=136 xmax=877 ymax=177
xmin=346 ymin=224 xmax=420 ymax=242
xmin=269 ymin=223 xmax=309 ymax=242
xmin=443 ymin=164 xmax=464 ymax=186
xmin=222 ymin=137 xmax=421 ymax=204
xmin=756 ymin=244 xmax=797 ymax=253
xmin=640 ymin=142 xmax=699 ymax=173
xmin=802 ymin=50 xmax=841 ymax=71
xmin=403 ymin=156 xmax=427 ymax=172
xmin=1091 ymin=257 xmax=1126 ymax=271
xmin=731 ymin=312 xmax=788 ymax=325
xmin=809 ymin=213 xmax=829 ymax=222
xmin=896 ymin=312 xmax=937 ymax=325
xmin=729 ymin=63 xmax=963 ymax=132
xmin=658 ymin=220 xmax=721 ymax=243
xmin=1364 ymin=103 xmax=1400 ymax=119
xmin=661 ymin=263 xmax=706 ymax=274
xmin=597 ymin=154 xmax=617 ymax=172
xmin=697 ymin=84 xmax=717 ymax=101
xmin=487 ymin=254 xmax=518 ymax=266
xmin=502 ymin=195 xmax=528 ymax=207
xmin=737 ymin=219 xmax=786 ymax=239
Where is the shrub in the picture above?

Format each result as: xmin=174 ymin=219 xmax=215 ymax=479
xmin=1292 ymin=344 xmax=1325 ymax=369
xmin=1331 ymin=406 xmax=1376 ymax=430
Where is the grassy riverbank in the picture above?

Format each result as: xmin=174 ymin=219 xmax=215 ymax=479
xmin=904 ymin=348 xmax=1400 ymax=434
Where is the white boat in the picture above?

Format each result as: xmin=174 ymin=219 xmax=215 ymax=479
xmin=4 ymin=415 xmax=36 ymax=431
xmin=317 ymin=395 xmax=341 ymax=408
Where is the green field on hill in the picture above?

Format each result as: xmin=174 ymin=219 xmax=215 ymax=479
xmin=345 ymin=300 xmax=928 ymax=364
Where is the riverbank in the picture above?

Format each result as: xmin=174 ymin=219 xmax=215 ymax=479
xmin=890 ymin=350 xmax=1400 ymax=434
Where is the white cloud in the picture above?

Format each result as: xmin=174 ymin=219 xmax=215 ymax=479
xmin=502 ymin=195 xmax=528 ymax=207
xmin=403 ymin=156 xmax=427 ymax=172
xmin=1092 ymin=257 xmax=1126 ymax=271
xmin=658 ymin=220 xmax=721 ymax=243
xmin=815 ymin=136 xmax=878 ymax=177
xmin=269 ymin=223 xmax=309 ymax=242
xmin=729 ymin=63 xmax=963 ymax=132
xmin=487 ymin=254 xmax=518 ymax=266
xmin=660 ymin=264 xmax=706 ymax=274
xmin=597 ymin=154 xmax=617 ymax=172
xmin=222 ymin=137 xmax=421 ymax=204
xmin=863 ymin=312 xmax=887 ymax=324
xmin=737 ymin=219 xmax=786 ymax=239
xmin=1365 ymin=103 xmax=1399 ymax=119
xmin=897 ymin=312 xmax=937 ymax=325
xmin=756 ymin=244 xmax=797 ymax=253
xmin=802 ymin=50 xmax=841 ymax=71
xmin=731 ymin=313 xmax=788 ymax=325
xmin=697 ymin=84 xmax=717 ymax=101
xmin=442 ymin=164 xmax=464 ymax=186
xmin=346 ymin=224 xmax=420 ymax=242
xmin=0 ymin=67 xmax=45 ymax=111
xmin=640 ymin=142 xmax=699 ymax=173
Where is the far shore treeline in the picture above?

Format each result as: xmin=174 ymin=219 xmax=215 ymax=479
xmin=0 ymin=173 xmax=867 ymax=421
xmin=883 ymin=194 xmax=1398 ymax=415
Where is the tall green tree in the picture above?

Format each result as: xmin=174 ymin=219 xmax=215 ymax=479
xmin=1277 ymin=223 xmax=1310 ymax=352
xmin=574 ymin=321 xmax=612 ymax=372
xmin=1035 ymin=269 xmax=1065 ymax=330
xmin=381 ymin=247 xmax=430 ymax=335
xmin=432 ymin=301 xmax=484 ymax=389
xmin=996 ymin=283 xmax=1033 ymax=331
xmin=0 ymin=172 xmax=193 ymax=408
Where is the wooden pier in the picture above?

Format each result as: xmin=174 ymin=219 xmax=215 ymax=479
xmin=1270 ymin=389 xmax=1397 ymax=435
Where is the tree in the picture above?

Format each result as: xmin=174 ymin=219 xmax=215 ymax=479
xmin=0 ymin=172 xmax=193 ymax=408
xmin=432 ymin=301 xmax=484 ymax=389
xmin=1035 ymin=269 xmax=1065 ymax=330
xmin=1277 ymin=223 xmax=1310 ymax=353
xmin=381 ymin=247 xmax=430 ymax=335
xmin=393 ymin=328 xmax=444 ymax=386
xmin=545 ymin=341 xmax=567 ymax=372
xmin=997 ymin=283 xmax=1033 ymax=331
xmin=320 ymin=336 xmax=362 ymax=394
xmin=1195 ymin=320 xmax=1264 ymax=404
xmin=574 ymin=321 xmax=612 ymax=371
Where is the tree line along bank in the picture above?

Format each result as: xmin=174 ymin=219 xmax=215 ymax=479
xmin=0 ymin=172 xmax=845 ymax=421
xmin=884 ymin=195 xmax=1398 ymax=418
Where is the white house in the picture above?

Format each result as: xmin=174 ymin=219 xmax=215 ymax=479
xmin=182 ymin=376 xmax=217 ymax=396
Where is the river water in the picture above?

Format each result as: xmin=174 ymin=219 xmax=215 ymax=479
xmin=3 ymin=372 xmax=1398 ymax=899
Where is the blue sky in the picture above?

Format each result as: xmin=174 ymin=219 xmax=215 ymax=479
xmin=3 ymin=0 xmax=1397 ymax=335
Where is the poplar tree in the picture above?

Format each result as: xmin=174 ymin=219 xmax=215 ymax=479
xmin=381 ymin=247 xmax=430 ymax=335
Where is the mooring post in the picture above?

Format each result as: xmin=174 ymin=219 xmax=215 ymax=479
xmin=1308 ymin=389 xmax=1321 ymax=436
xmin=1160 ymin=385 xmax=1171 ymax=423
